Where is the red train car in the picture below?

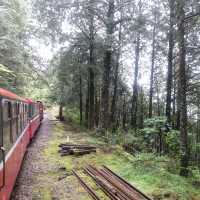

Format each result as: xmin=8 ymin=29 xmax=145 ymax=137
xmin=0 ymin=88 xmax=43 ymax=200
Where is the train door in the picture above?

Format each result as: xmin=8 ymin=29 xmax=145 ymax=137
xmin=0 ymin=97 xmax=5 ymax=189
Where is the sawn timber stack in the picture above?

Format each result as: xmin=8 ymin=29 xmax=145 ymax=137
xmin=58 ymin=143 xmax=97 ymax=156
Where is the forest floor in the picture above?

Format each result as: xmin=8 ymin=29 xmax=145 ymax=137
xmin=11 ymin=110 xmax=200 ymax=200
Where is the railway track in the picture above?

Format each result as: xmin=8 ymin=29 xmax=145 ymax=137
xmin=73 ymin=165 xmax=152 ymax=200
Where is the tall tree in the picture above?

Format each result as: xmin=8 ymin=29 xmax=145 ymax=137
xmin=166 ymin=0 xmax=175 ymax=124
xmin=131 ymin=0 xmax=144 ymax=129
xmin=79 ymin=64 xmax=83 ymax=125
xmin=100 ymin=0 xmax=115 ymax=130
xmin=88 ymin=0 xmax=95 ymax=129
xmin=176 ymin=0 xmax=189 ymax=176
xmin=149 ymin=15 xmax=156 ymax=118
xmin=110 ymin=11 xmax=123 ymax=126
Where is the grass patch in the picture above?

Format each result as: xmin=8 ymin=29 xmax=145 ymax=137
xmin=33 ymin=187 xmax=52 ymax=200
xmin=39 ymin=187 xmax=52 ymax=200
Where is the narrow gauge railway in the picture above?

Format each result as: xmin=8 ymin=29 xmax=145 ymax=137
xmin=0 ymin=88 xmax=43 ymax=200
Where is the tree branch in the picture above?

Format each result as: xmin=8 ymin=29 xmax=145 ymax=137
xmin=184 ymin=12 xmax=200 ymax=21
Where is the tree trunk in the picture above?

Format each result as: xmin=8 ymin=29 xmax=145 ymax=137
xmin=149 ymin=23 xmax=156 ymax=118
xmin=156 ymin=84 xmax=161 ymax=116
xmin=100 ymin=0 xmax=115 ymax=130
xmin=177 ymin=0 xmax=189 ymax=177
xmin=88 ymin=0 xmax=95 ymax=129
xmin=138 ymin=87 xmax=144 ymax=129
xmin=197 ymin=106 xmax=200 ymax=168
xmin=85 ymin=79 xmax=89 ymax=126
xmin=110 ymin=60 xmax=119 ymax=125
xmin=131 ymin=32 xmax=140 ymax=128
xmin=110 ymin=16 xmax=122 ymax=125
xmin=101 ymin=51 xmax=112 ymax=130
xmin=122 ymin=93 xmax=127 ymax=130
xmin=94 ymin=86 xmax=100 ymax=127
xmin=59 ymin=105 xmax=63 ymax=121
xmin=172 ymin=73 xmax=176 ymax=129
xmin=79 ymin=65 xmax=83 ymax=125
xmin=166 ymin=0 xmax=174 ymax=124
xmin=88 ymin=68 xmax=95 ymax=128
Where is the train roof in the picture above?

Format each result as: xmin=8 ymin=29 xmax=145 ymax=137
xmin=0 ymin=88 xmax=28 ymax=102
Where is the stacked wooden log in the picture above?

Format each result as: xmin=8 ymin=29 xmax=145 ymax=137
xmin=58 ymin=143 xmax=97 ymax=156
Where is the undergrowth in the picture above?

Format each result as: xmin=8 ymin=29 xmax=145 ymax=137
xmin=43 ymin=110 xmax=200 ymax=200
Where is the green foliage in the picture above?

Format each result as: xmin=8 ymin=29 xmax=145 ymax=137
xmin=141 ymin=127 xmax=158 ymax=136
xmin=0 ymin=64 xmax=16 ymax=88
xmin=64 ymin=107 xmax=81 ymax=125
xmin=144 ymin=116 xmax=167 ymax=129
xmin=124 ymin=117 xmax=182 ymax=157
xmin=0 ymin=64 xmax=15 ymax=76
xmin=165 ymin=130 xmax=180 ymax=156
xmin=0 ymin=0 xmax=38 ymax=95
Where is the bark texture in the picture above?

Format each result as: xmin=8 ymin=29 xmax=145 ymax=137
xmin=100 ymin=0 xmax=115 ymax=130
xmin=88 ymin=0 xmax=95 ymax=129
xmin=177 ymin=0 xmax=189 ymax=177
xmin=149 ymin=23 xmax=156 ymax=118
xmin=131 ymin=33 xmax=140 ymax=128
xmin=166 ymin=0 xmax=174 ymax=124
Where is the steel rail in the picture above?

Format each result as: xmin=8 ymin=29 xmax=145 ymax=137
xmin=72 ymin=170 xmax=101 ymax=200
xmin=100 ymin=169 xmax=139 ymax=200
xmin=88 ymin=165 xmax=138 ymax=200
xmin=99 ymin=169 xmax=137 ymax=200
xmin=85 ymin=166 xmax=129 ymax=200
xmin=102 ymin=166 xmax=152 ymax=200
xmin=84 ymin=167 xmax=121 ymax=200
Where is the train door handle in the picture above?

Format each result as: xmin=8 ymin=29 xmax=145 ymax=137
xmin=0 ymin=146 xmax=5 ymax=190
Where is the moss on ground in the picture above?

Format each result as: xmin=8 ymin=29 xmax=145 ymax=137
xmin=32 ymin=187 xmax=52 ymax=200
xmin=42 ymin=115 xmax=200 ymax=200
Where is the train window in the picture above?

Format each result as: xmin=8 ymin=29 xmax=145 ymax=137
xmin=23 ymin=104 xmax=26 ymax=125
xmin=3 ymin=101 xmax=11 ymax=121
xmin=17 ymin=103 xmax=20 ymax=135
xmin=21 ymin=103 xmax=25 ymax=129
xmin=3 ymin=122 xmax=12 ymax=154
xmin=25 ymin=104 xmax=28 ymax=124
xmin=26 ymin=104 xmax=28 ymax=124
xmin=12 ymin=102 xmax=16 ymax=118
xmin=28 ymin=104 xmax=31 ymax=118
xmin=2 ymin=101 xmax=13 ymax=154
xmin=18 ymin=104 xmax=22 ymax=133
xmin=2 ymin=102 xmax=7 ymax=122
xmin=11 ymin=102 xmax=17 ymax=142
xmin=8 ymin=102 xmax=12 ymax=118
xmin=24 ymin=104 xmax=27 ymax=126
xmin=33 ymin=104 xmax=35 ymax=117
xmin=23 ymin=104 xmax=25 ymax=127
xmin=22 ymin=104 xmax=24 ymax=126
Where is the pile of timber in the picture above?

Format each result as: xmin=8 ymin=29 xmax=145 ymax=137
xmin=58 ymin=143 xmax=97 ymax=156
xmin=73 ymin=165 xmax=152 ymax=200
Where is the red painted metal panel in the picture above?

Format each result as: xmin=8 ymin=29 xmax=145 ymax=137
xmin=0 ymin=88 xmax=43 ymax=199
xmin=29 ymin=115 xmax=40 ymax=139
xmin=0 ymin=126 xmax=30 ymax=200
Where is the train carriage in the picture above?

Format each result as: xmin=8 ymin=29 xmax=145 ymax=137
xmin=0 ymin=88 xmax=43 ymax=200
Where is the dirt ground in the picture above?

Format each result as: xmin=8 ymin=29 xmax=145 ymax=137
xmin=11 ymin=112 xmax=90 ymax=200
